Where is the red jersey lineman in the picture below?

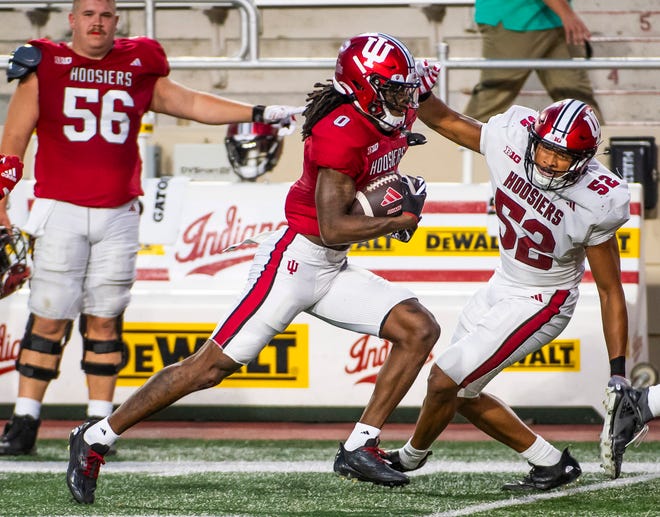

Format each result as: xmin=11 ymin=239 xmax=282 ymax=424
xmin=30 ymin=37 xmax=168 ymax=207
xmin=0 ymin=0 xmax=303 ymax=462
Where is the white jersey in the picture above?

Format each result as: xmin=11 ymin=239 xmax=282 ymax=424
xmin=480 ymin=105 xmax=630 ymax=289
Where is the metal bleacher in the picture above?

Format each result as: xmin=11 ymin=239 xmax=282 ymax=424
xmin=0 ymin=0 xmax=659 ymax=124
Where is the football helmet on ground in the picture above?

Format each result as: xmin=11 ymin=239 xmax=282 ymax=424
xmin=333 ymin=33 xmax=420 ymax=131
xmin=225 ymin=122 xmax=284 ymax=181
xmin=524 ymin=99 xmax=601 ymax=191
xmin=0 ymin=225 xmax=30 ymax=299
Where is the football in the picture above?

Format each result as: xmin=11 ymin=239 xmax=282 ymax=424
xmin=350 ymin=172 xmax=404 ymax=217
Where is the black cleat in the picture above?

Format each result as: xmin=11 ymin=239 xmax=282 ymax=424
xmin=66 ymin=421 xmax=110 ymax=504
xmin=0 ymin=414 xmax=40 ymax=455
xmin=381 ymin=449 xmax=432 ymax=472
xmin=600 ymin=384 xmax=651 ymax=479
xmin=502 ymin=448 xmax=581 ymax=491
xmin=333 ymin=438 xmax=410 ymax=487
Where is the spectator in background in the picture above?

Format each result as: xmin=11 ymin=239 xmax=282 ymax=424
xmin=0 ymin=0 xmax=301 ymax=457
xmin=464 ymin=0 xmax=604 ymax=123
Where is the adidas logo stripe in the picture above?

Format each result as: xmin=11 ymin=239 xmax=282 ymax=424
xmin=1 ymin=168 xmax=17 ymax=182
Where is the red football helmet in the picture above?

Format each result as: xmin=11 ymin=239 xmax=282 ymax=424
xmin=225 ymin=122 xmax=283 ymax=181
xmin=0 ymin=226 xmax=30 ymax=299
xmin=333 ymin=32 xmax=420 ymax=131
xmin=525 ymin=99 xmax=601 ymax=190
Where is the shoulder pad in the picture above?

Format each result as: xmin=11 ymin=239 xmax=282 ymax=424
xmin=7 ymin=44 xmax=42 ymax=83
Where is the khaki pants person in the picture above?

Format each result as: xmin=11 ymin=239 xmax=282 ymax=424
xmin=464 ymin=23 xmax=603 ymax=123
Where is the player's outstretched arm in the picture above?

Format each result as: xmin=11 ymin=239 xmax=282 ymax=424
xmin=417 ymin=94 xmax=482 ymax=153
xmin=150 ymin=76 xmax=303 ymax=126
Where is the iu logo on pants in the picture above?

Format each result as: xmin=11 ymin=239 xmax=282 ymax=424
xmin=287 ymin=260 xmax=299 ymax=275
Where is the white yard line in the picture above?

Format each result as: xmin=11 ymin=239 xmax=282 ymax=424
xmin=425 ymin=472 xmax=660 ymax=517
xmin=0 ymin=460 xmax=658 ymax=475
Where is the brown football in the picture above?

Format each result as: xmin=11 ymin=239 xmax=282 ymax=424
xmin=350 ymin=172 xmax=404 ymax=217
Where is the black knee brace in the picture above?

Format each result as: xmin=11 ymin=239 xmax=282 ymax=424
xmin=79 ymin=313 xmax=128 ymax=376
xmin=15 ymin=315 xmax=73 ymax=381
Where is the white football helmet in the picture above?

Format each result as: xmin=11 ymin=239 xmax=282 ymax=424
xmin=524 ymin=99 xmax=601 ymax=190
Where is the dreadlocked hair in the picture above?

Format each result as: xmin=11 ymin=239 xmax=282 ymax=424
xmin=302 ymin=80 xmax=352 ymax=140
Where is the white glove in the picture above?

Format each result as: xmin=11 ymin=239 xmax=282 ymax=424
xmin=608 ymin=375 xmax=631 ymax=389
xmin=263 ymin=105 xmax=305 ymax=124
xmin=415 ymin=60 xmax=440 ymax=100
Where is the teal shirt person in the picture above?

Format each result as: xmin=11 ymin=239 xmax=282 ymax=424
xmin=475 ymin=0 xmax=565 ymax=31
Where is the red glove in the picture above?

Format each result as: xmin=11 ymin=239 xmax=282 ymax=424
xmin=0 ymin=155 xmax=23 ymax=199
xmin=416 ymin=60 xmax=441 ymax=101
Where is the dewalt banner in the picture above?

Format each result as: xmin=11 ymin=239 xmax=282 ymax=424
xmin=118 ymin=322 xmax=309 ymax=388
xmin=349 ymin=227 xmax=638 ymax=258
xmin=505 ymin=339 xmax=580 ymax=372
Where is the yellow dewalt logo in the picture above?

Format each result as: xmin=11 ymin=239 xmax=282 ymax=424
xmin=350 ymin=227 xmax=499 ymax=256
xmin=118 ymin=322 xmax=309 ymax=388
xmin=349 ymin=227 xmax=638 ymax=258
xmin=504 ymin=339 xmax=580 ymax=372
xmin=138 ymin=244 xmax=165 ymax=255
xmin=615 ymin=229 xmax=639 ymax=258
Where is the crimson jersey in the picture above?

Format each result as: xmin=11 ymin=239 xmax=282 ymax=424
xmin=30 ymin=37 xmax=169 ymax=207
xmin=285 ymin=103 xmax=412 ymax=236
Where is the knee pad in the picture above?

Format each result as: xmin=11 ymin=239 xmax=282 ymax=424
xmin=79 ymin=313 xmax=127 ymax=376
xmin=15 ymin=316 xmax=73 ymax=381
xmin=80 ymin=338 xmax=127 ymax=376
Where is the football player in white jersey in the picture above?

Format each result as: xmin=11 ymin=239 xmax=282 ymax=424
xmin=383 ymin=65 xmax=631 ymax=490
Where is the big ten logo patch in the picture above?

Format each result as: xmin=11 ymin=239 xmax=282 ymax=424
xmin=118 ymin=322 xmax=309 ymax=388
xmin=504 ymin=339 xmax=580 ymax=372
xmin=349 ymin=227 xmax=500 ymax=256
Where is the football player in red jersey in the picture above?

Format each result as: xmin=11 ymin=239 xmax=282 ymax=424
xmin=0 ymin=0 xmax=302 ymax=458
xmin=66 ymin=32 xmax=440 ymax=503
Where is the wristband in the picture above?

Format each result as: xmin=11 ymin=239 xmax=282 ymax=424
xmin=419 ymin=91 xmax=432 ymax=103
xmin=609 ymin=356 xmax=626 ymax=377
xmin=252 ymin=105 xmax=265 ymax=123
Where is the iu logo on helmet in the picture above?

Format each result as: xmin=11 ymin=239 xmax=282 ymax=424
xmin=361 ymin=36 xmax=393 ymax=68
xmin=583 ymin=111 xmax=600 ymax=138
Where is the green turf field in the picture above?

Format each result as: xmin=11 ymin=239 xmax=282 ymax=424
xmin=1 ymin=439 xmax=658 ymax=516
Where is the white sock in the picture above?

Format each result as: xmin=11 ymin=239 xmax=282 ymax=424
xmin=647 ymin=385 xmax=660 ymax=419
xmin=398 ymin=438 xmax=430 ymax=469
xmin=83 ymin=417 xmax=120 ymax=447
xmin=344 ymin=422 xmax=380 ymax=451
xmin=87 ymin=400 xmax=114 ymax=419
xmin=520 ymin=435 xmax=561 ymax=467
xmin=14 ymin=397 xmax=41 ymax=420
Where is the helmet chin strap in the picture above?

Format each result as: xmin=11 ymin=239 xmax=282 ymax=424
xmin=402 ymin=129 xmax=427 ymax=146
xmin=361 ymin=105 xmax=427 ymax=146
